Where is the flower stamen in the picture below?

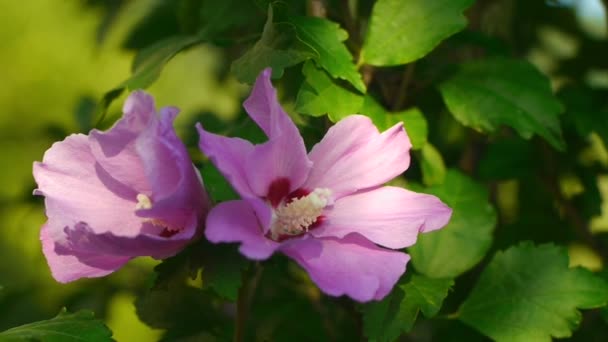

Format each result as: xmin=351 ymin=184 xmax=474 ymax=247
xmin=270 ymin=188 xmax=331 ymax=240
xmin=135 ymin=193 xmax=152 ymax=210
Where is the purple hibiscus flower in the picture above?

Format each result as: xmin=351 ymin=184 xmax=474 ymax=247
xmin=197 ymin=69 xmax=452 ymax=302
xmin=33 ymin=91 xmax=209 ymax=283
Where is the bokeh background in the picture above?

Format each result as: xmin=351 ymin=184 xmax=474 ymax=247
xmin=0 ymin=0 xmax=606 ymax=340
xmin=0 ymin=1 xmax=247 ymax=340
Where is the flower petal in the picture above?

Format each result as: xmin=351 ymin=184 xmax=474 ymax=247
xmin=240 ymin=68 xmax=312 ymax=198
xmin=281 ymin=234 xmax=410 ymax=302
xmin=88 ymin=91 xmax=157 ymax=194
xmin=136 ymin=107 xmax=209 ymax=230
xmin=304 ymin=115 xmax=412 ymax=200
xmin=41 ymin=222 xmax=131 ymax=283
xmin=33 ymin=134 xmax=143 ymax=236
xmin=245 ymin=132 xmax=312 ymax=198
xmin=63 ymin=220 xmax=197 ymax=260
xmin=313 ymin=186 xmax=452 ymax=249
xmin=243 ymin=68 xmax=299 ymax=139
xmin=205 ymin=200 xmax=280 ymax=260
xmin=197 ymin=123 xmax=256 ymax=198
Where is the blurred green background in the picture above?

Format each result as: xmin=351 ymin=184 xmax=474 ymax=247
xmin=0 ymin=1 xmax=246 ymax=340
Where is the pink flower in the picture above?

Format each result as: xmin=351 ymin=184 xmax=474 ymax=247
xmin=197 ymin=69 xmax=452 ymax=302
xmin=33 ymin=91 xmax=209 ymax=283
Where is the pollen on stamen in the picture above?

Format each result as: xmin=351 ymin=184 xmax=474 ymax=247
xmin=135 ymin=193 xmax=152 ymax=210
xmin=270 ymin=188 xmax=331 ymax=241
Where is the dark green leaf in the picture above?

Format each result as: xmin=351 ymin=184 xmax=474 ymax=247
xmin=295 ymin=61 xmax=364 ymax=119
xmin=361 ymin=0 xmax=474 ymax=66
xmin=232 ymin=7 xmax=315 ymax=84
xmin=198 ymin=0 xmax=259 ymax=38
xmin=439 ymin=58 xmax=565 ymax=150
xmin=409 ymin=170 xmax=497 ymax=278
xmin=363 ymin=274 xmax=453 ymax=341
xmin=0 ymin=309 xmax=113 ymax=342
xmin=459 ymin=242 xmax=608 ymax=341
xmin=289 ymin=16 xmax=365 ymax=92
xmin=559 ymin=86 xmax=608 ymax=145
xmin=200 ymin=163 xmax=239 ymax=203
xmin=478 ymin=138 xmax=534 ymax=180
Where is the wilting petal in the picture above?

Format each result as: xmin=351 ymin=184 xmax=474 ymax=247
xmin=41 ymin=223 xmax=131 ymax=283
xmin=304 ymin=115 xmax=411 ymax=200
xmin=281 ymin=234 xmax=410 ymax=302
xmin=313 ymin=186 xmax=452 ymax=249
xmin=243 ymin=68 xmax=300 ymax=139
xmin=205 ymin=200 xmax=280 ymax=260
xmin=33 ymin=134 xmax=143 ymax=236
xmin=197 ymin=124 xmax=256 ymax=198
xmin=245 ymin=132 xmax=312 ymax=198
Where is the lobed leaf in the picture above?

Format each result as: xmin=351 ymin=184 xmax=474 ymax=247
xmin=459 ymin=242 xmax=608 ymax=341
xmin=439 ymin=58 xmax=565 ymax=150
xmin=0 ymin=309 xmax=113 ymax=342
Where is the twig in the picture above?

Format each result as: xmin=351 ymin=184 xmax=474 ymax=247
xmin=234 ymin=263 xmax=263 ymax=342
xmin=392 ymin=64 xmax=416 ymax=111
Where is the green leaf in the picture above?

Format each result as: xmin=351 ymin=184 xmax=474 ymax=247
xmin=0 ymin=309 xmax=113 ymax=342
xmin=459 ymin=242 xmax=608 ymax=341
xmin=98 ymin=35 xmax=202 ymax=121
xmin=289 ymin=16 xmax=365 ymax=92
xmin=559 ymin=86 xmax=608 ymax=145
xmin=295 ymin=61 xmax=364 ymax=119
xmin=231 ymin=7 xmax=315 ymax=84
xmin=420 ymin=143 xmax=447 ymax=186
xmin=361 ymin=0 xmax=474 ymax=66
xmin=360 ymin=96 xmax=428 ymax=149
xmin=408 ymin=170 xmax=497 ymax=278
xmin=363 ymin=274 xmax=453 ymax=341
xmin=198 ymin=0 xmax=259 ymax=38
xmin=126 ymin=35 xmax=203 ymax=90
xmin=296 ymin=69 xmax=428 ymax=148
xmin=200 ymin=243 xmax=248 ymax=301
xmin=439 ymin=58 xmax=565 ymax=150
xmin=200 ymin=163 xmax=239 ymax=203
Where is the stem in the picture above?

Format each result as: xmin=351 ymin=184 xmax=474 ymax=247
xmin=234 ymin=263 xmax=263 ymax=342
xmin=392 ymin=64 xmax=415 ymax=111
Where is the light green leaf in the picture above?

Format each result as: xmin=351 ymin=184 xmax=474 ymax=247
xmin=361 ymin=0 xmax=474 ymax=66
xmin=439 ymin=58 xmax=565 ymax=150
xmin=0 ymin=309 xmax=113 ymax=342
xmin=459 ymin=242 xmax=608 ymax=342
xmin=363 ymin=274 xmax=453 ymax=341
xmin=295 ymin=61 xmax=364 ymax=119
xmin=232 ymin=7 xmax=316 ymax=84
xmin=408 ymin=170 xmax=496 ymax=278
xmin=289 ymin=16 xmax=365 ymax=92
xmin=420 ymin=143 xmax=447 ymax=186
xmin=359 ymin=96 xmax=428 ymax=149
